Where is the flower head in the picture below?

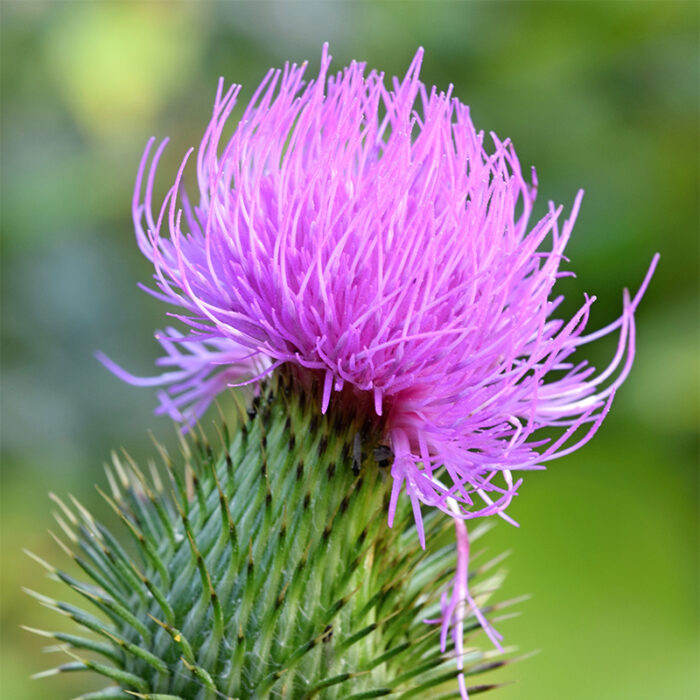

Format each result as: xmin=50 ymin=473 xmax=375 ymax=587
xmin=100 ymin=45 xmax=656 ymax=695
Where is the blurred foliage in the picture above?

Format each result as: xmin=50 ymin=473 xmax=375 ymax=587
xmin=1 ymin=1 xmax=697 ymax=699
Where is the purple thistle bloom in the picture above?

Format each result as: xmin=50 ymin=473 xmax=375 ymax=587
xmin=99 ymin=45 xmax=657 ymax=697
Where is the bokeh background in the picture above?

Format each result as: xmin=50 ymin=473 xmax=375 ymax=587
xmin=2 ymin=1 xmax=698 ymax=698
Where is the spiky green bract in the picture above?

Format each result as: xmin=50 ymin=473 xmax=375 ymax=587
xmin=28 ymin=369 xmax=519 ymax=699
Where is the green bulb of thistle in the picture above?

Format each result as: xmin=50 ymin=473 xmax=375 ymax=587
xmin=26 ymin=370 xmax=517 ymax=699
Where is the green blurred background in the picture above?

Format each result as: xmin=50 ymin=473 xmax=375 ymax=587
xmin=1 ymin=1 xmax=697 ymax=698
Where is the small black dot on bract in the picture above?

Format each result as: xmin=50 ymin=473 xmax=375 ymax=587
xmin=374 ymin=445 xmax=393 ymax=463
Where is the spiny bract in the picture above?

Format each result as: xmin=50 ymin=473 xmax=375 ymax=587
xmin=27 ymin=371 xmax=522 ymax=699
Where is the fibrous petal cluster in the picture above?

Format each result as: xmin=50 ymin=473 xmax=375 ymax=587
xmin=111 ymin=45 xmax=655 ymax=524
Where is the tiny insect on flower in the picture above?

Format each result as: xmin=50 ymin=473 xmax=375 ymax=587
xmin=98 ymin=44 xmax=657 ymax=698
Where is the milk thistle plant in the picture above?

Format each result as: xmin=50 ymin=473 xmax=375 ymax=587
xmin=28 ymin=46 xmax=657 ymax=699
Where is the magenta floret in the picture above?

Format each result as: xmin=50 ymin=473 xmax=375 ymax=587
xmin=101 ymin=45 xmax=657 ymax=696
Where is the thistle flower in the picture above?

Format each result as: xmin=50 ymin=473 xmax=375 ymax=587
xmin=94 ymin=45 xmax=657 ymax=698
